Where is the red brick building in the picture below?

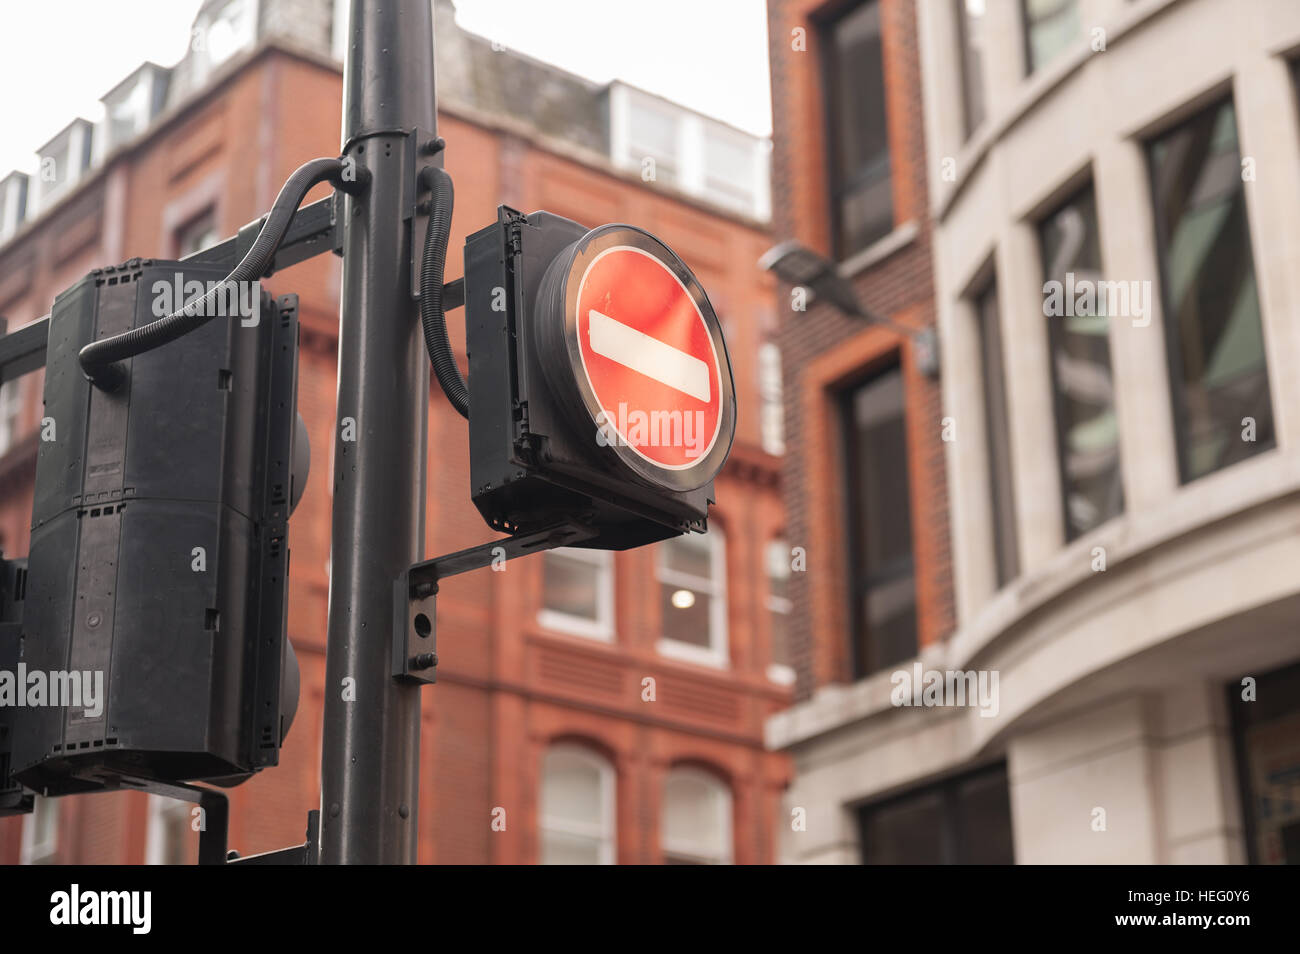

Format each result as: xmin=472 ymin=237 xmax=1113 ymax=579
xmin=0 ymin=0 xmax=787 ymax=865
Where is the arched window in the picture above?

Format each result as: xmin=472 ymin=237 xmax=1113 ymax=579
xmin=662 ymin=766 xmax=733 ymax=864
xmin=540 ymin=743 xmax=615 ymax=865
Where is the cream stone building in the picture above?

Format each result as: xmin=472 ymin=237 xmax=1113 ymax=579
xmin=769 ymin=0 xmax=1300 ymax=864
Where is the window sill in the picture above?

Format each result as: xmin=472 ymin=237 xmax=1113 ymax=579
xmin=838 ymin=220 xmax=918 ymax=280
xmin=537 ymin=610 xmax=613 ymax=643
xmin=766 ymin=663 xmax=796 ymax=686
xmin=656 ymin=638 xmax=728 ymax=670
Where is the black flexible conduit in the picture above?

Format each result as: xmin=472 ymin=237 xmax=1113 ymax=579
xmin=78 ymin=156 xmax=356 ymax=388
xmin=418 ymin=165 xmax=468 ymax=419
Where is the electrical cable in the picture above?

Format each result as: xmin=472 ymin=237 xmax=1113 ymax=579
xmin=78 ymin=156 xmax=357 ymax=388
xmin=417 ymin=164 xmax=467 ymax=418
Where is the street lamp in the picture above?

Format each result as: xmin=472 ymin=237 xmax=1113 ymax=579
xmin=759 ymin=240 xmax=940 ymax=377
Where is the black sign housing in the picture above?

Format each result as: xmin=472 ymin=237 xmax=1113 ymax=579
xmin=464 ymin=207 xmax=734 ymax=549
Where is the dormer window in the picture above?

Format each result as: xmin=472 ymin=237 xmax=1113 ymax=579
xmin=34 ymin=119 xmax=93 ymax=213
xmin=193 ymin=0 xmax=259 ymax=84
xmin=97 ymin=64 xmax=170 ymax=161
xmin=0 ymin=172 xmax=29 ymax=243
xmin=609 ymin=82 xmax=770 ymax=220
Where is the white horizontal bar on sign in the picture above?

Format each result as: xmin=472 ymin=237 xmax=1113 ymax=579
xmin=588 ymin=309 xmax=711 ymax=403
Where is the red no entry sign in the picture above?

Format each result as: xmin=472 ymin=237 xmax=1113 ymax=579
xmin=537 ymin=225 xmax=736 ymax=492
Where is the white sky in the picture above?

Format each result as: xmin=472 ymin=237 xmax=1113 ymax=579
xmin=0 ymin=0 xmax=771 ymax=178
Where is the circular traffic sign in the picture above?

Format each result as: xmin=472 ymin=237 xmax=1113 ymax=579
xmin=536 ymin=225 xmax=736 ymax=492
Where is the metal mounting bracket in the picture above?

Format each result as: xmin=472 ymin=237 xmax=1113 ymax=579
xmin=135 ymin=779 xmax=232 ymax=866
xmin=393 ymin=520 xmax=599 ymax=685
xmin=224 ymin=810 xmax=320 ymax=865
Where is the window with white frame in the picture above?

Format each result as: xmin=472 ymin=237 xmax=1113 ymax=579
xmin=956 ymin=0 xmax=988 ymax=137
xmin=656 ymin=529 xmax=727 ymax=666
xmin=194 ymin=0 xmax=258 ymax=83
xmin=21 ymin=795 xmax=58 ymax=864
xmin=104 ymin=83 xmax=151 ymax=153
xmin=539 ymin=744 xmax=615 ymax=865
xmin=146 ymin=794 xmax=195 ymax=865
xmin=1022 ymin=0 xmax=1080 ymax=74
xmin=35 ymin=122 xmax=91 ymax=211
xmin=538 ymin=547 xmax=614 ymax=640
xmin=0 ymin=379 xmax=22 ymax=457
xmin=765 ymin=539 xmax=794 ymax=685
xmin=99 ymin=68 xmax=166 ymax=160
xmin=610 ymin=83 xmax=769 ymax=219
xmin=662 ymin=767 xmax=733 ymax=864
xmin=176 ymin=209 xmax=219 ymax=257
xmin=331 ymin=0 xmax=349 ymax=62
xmin=758 ymin=341 xmax=785 ymax=456
xmin=703 ymin=129 xmax=757 ymax=215
xmin=626 ymin=98 xmax=680 ymax=184
xmin=0 ymin=174 xmax=28 ymax=241
xmin=38 ymin=143 xmax=69 ymax=204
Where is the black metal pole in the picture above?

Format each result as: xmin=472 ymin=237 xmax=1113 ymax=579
xmin=320 ymin=0 xmax=435 ymax=864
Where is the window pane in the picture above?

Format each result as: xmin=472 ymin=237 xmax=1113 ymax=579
xmin=206 ymin=0 xmax=254 ymax=66
xmin=541 ymin=756 xmax=602 ymax=823
xmin=766 ymin=540 xmax=791 ymax=602
xmin=177 ymin=211 xmax=218 ymax=257
xmin=541 ymin=830 xmax=602 ymax=865
xmin=628 ymin=100 xmax=678 ymax=182
xmin=0 ymin=380 xmax=22 ymax=456
xmin=541 ymin=549 xmax=600 ymax=622
xmin=1148 ymin=98 xmax=1273 ymax=482
xmin=704 ymin=133 xmax=754 ymax=211
xmin=843 ymin=365 xmax=917 ymax=676
xmin=1024 ymin=0 xmax=1080 ymax=73
xmin=540 ymin=746 xmax=613 ymax=865
xmin=957 ymin=0 xmax=988 ymax=136
xmin=661 ymin=533 xmax=712 ymax=579
xmin=956 ymin=767 xmax=1016 ymax=864
xmin=860 ymin=764 xmax=1014 ymax=864
xmin=658 ymin=531 xmax=724 ymax=658
xmin=862 ymin=790 xmax=945 ymax=864
xmin=661 ymin=583 xmax=712 ymax=647
xmin=24 ymin=796 xmax=59 ymax=864
xmin=1039 ymin=185 xmax=1124 ymax=539
xmin=976 ymin=281 xmax=1018 ymax=584
xmin=106 ymin=80 xmax=151 ymax=149
xmin=766 ymin=540 xmax=793 ymax=671
xmin=1230 ymin=662 xmax=1300 ymax=865
xmin=826 ymin=1 xmax=893 ymax=255
xmin=770 ymin=609 xmax=791 ymax=671
xmin=849 ymin=373 xmax=912 ymax=568
xmin=758 ymin=342 xmax=785 ymax=456
xmin=155 ymin=799 xmax=193 ymax=866
xmin=862 ymin=574 xmax=917 ymax=672
xmin=663 ymin=770 xmax=731 ymax=863
xmin=839 ymin=174 xmax=894 ymax=259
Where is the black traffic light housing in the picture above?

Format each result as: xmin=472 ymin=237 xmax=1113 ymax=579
xmin=0 ymin=554 xmax=32 ymax=816
xmin=10 ymin=257 xmax=303 ymax=795
xmin=463 ymin=206 xmax=736 ymax=549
